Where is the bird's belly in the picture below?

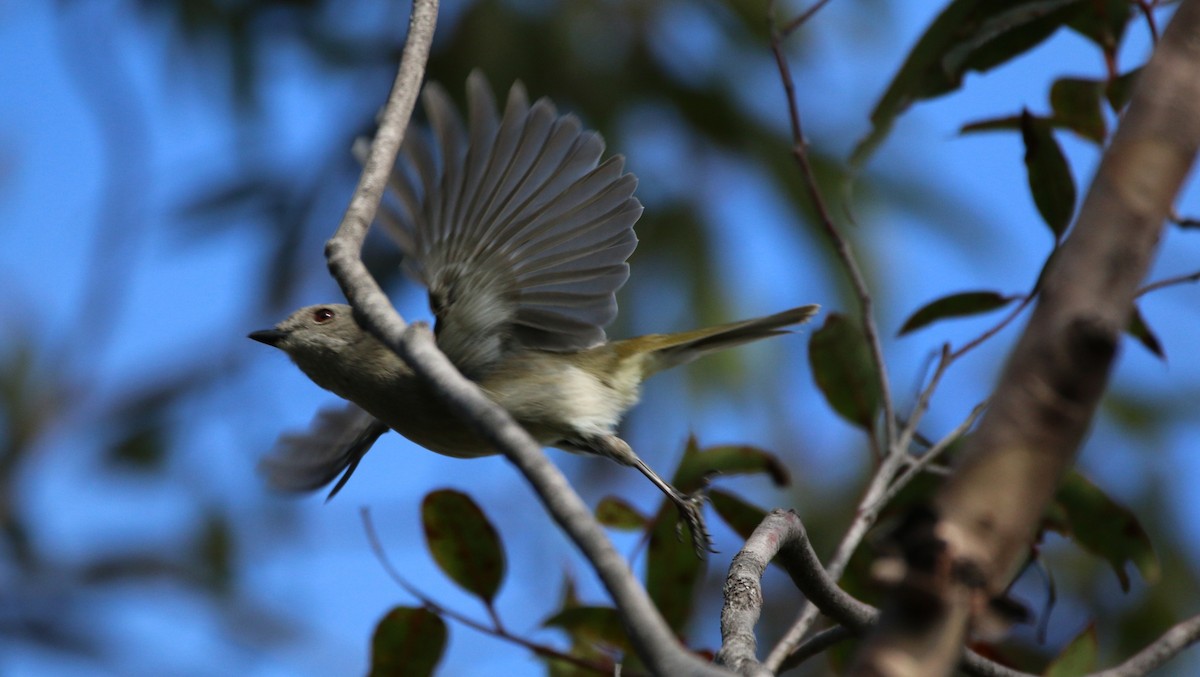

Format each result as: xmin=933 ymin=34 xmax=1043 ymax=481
xmin=480 ymin=353 xmax=640 ymax=443
xmin=362 ymin=352 xmax=639 ymax=458
xmin=360 ymin=379 xmax=499 ymax=459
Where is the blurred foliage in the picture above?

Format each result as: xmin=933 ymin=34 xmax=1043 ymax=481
xmin=5 ymin=0 xmax=1200 ymax=675
xmin=897 ymin=290 xmax=1020 ymax=336
xmin=370 ymin=606 xmax=446 ymax=677
xmin=808 ymin=313 xmax=882 ymax=431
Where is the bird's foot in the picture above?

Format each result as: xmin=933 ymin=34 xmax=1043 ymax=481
xmin=671 ymin=489 xmax=715 ymax=558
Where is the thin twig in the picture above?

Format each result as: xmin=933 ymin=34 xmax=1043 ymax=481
xmin=768 ymin=10 xmax=896 ymax=447
xmin=872 ymin=401 xmax=987 ymax=512
xmin=948 ymin=293 xmax=1034 ymax=361
xmin=360 ymin=510 xmax=616 ymax=675
xmin=776 ymin=625 xmax=852 ymax=672
xmin=762 ymin=8 xmax=904 ymax=665
xmin=1133 ymin=0 xmax=1162 ymax=43
xmin=781 ymin=0 xmax=836 ymax=37
xmin=893 ymin=344 xmax=951 ymax=456
xmin=1137 ymin=269 xmax=1200 ymax=296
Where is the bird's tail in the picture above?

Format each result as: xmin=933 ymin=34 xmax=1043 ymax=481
xmin=620 ymin=304 xmax=820 ymax=378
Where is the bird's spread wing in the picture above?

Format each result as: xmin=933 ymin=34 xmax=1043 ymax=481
xmin=377 ymin=70 xmax=641 ymax=378
xmin=258 ymin=403 xmax=388 ymax=499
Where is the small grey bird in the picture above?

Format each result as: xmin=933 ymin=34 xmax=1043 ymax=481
xmin=251 ymin=71 xmax=818 ymax=554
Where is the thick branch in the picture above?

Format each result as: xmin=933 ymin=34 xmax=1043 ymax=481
xmin=1091 ymin=614 xmax=1200 ymax=677
xmin=321 ymin=2 xmax=726 ymax=674
xmin=716 ymin=510 xmax=1029 ymax=677
xmin=853 ymin=1 xmax=1200 ymax=674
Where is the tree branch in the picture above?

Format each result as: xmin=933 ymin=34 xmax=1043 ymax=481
xmin=1091 ymin=614 xmax=1200 ymax=677
xmin=852 ymin=0 xmax=1200 ymax=673
xmin=321 ymin=2 xmax=727 ymax=674
xmin=716 ymin=510 xmax=1031 ymax=677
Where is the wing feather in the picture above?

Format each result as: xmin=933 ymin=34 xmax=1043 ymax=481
xmin=377 ymin=71 xmax=640 ymax=376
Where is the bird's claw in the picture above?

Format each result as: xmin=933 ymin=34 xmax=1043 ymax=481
xmin=673 ymin=491 xmax=715 ymax=557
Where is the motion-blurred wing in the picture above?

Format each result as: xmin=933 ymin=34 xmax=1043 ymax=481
xmin=377 ymin=70 xmax=641 ymax=378
xmin=258 ymin=403 xmax=388 ymax=499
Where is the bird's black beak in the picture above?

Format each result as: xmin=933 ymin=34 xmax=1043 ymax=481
xmin=248 ymin=329 xmax=288 ymax=347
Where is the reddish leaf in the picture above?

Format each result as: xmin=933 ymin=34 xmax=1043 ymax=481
xmin=370 ymin=606 xmax=446 ymax=677
xmin=421 ymin=489 xmax=506 ymax=604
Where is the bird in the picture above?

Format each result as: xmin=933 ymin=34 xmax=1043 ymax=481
xmin=250 ymin=71 xmax=818 ymax=555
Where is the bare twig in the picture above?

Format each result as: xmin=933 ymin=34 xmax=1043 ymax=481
xmin=873 ymin=402 xmax=987 ymax=512
xmin=322 ymin=3 xmax=727 ymax=675
xmin=1137 ymin=269 xmax=1200 ymax=296
xmin=781 ymin=0 xmax=836 ymax=37
xmin=893 ymin=344 xmax=951 ymax=458
xmin=1133 ymin=0 xmax=1162 ymax=43
xmin=948 ymin=294 xmax=1035 ymax=361
xmin=777 ymin=625 xmax=852 ymax=672
xmin=715 ymin=510 xmax=1031 ymax=677
xmin=768 ymin=7 xmax=896 ymax=447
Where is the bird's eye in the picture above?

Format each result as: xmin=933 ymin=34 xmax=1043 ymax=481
xmin=312 ymin=307 xmax=336 ymax=324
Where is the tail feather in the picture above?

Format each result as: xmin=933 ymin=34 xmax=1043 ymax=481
xmin=629 ymin=304 xmax=819 ymax=376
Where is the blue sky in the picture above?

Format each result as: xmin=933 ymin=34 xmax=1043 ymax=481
xmin=3 ymin=1 xmax=1198 ymax=675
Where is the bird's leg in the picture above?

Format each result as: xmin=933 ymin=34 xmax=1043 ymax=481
xmin=567 ymin=433 xmax=714 ymax=557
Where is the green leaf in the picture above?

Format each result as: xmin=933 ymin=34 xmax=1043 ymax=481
xmin=673 ymin=441 xmax=790 ymax=494
xmin=709 ymin=490 xmax=769 ymax=541
xmin=544 ymin=581 xmax=622 ymax=675
xmin=961 ymin=113 xmax=1025 ymax=135
xmin=1066 ymin=0 xmax=1133 ymax=51
xmin=595 ymin=497 xmax=649 ymax=531
xmin=370 ymin=606 xmax=446 ymax=677
xmin=808 ymin=314 xmax=882 ymax=429
xmin=1044 ymin=624 xmax=1098 ymax=677
xmin=898 ymin=291 xmax=1018 ymax=336
xmin=1050 ymin=77 xmax=1107 ymax=144
xmin=195 ymin=512 xmax=233 ymax=592
xmin=1021 ymin=110 xmax=1076 ymax=239
xmin=543 ymin=606 xmax=633 ymax=653
xmin=421 ymin=489 xmax=506 ymax=603
xmin=1105 ymin=68 xmax=1141 ymax=111
xmin=107 ymin=419 xmax=168 ymax=471
xmin=1126 ymin=304 xmax=1164 ymax=359
xmin=851 ymin=0 xmax=1086 ymax=168
xmin=1049 ymin=471 xmax=1160 ymax=591
xmin=646 ymin=500 xmax=706 ymax=632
